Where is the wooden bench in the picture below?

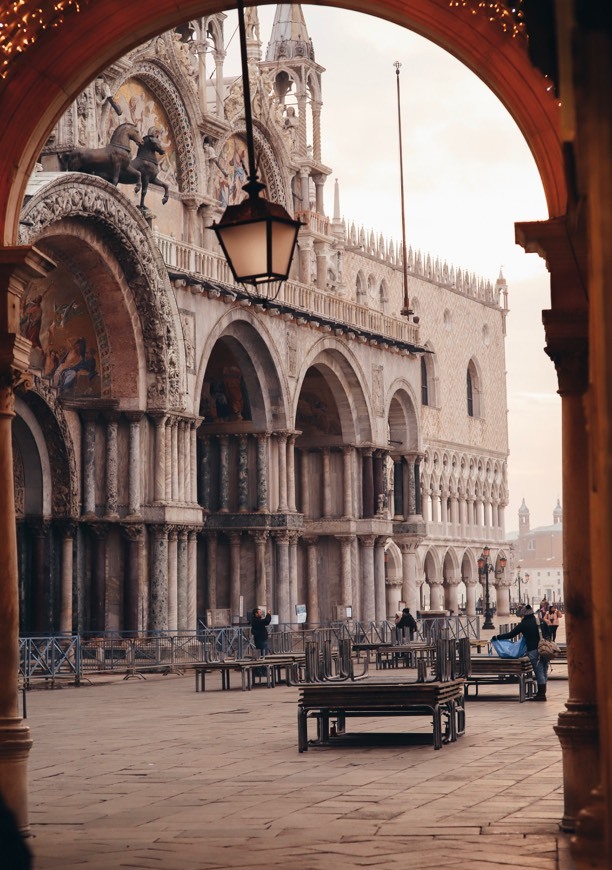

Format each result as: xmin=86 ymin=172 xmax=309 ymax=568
xmin=464 ymin=656 xmax=536 ymax=702
xmin=376 ymin=643 xmax=436 ymax=670
xmin=297 ymin=679 xmax=465 ymax=751
xmin=194 ymin=660 xmax=275 ymax=691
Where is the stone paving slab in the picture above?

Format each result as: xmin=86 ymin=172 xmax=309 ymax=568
xmin=23 ymin=665 xmax=576 ymax=870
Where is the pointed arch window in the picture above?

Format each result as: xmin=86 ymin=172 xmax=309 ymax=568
xmin=421 ymin=356 xmax=429 ymax=406
xmin=467 ymin=368 xmax=474 ymax=416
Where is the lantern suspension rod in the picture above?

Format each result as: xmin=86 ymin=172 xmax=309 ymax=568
xmin=236 ymin=0 xmax=261 ymax=193
xmin=395 ymin=61 xmax=412 ymax=317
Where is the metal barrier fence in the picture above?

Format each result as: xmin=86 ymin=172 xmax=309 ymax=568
xmin=19 ymin=616 xmax=480 ymax=687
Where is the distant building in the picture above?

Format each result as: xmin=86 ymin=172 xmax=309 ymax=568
xmin=507 ymin=499 xmax=564 ymax=606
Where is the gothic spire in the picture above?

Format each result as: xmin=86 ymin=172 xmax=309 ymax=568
xmin=265 ymin=5 xmax=314 ymax=62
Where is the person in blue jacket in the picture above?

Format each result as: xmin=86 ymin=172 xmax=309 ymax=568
xmin=492 ymin=604 xmax=549 ymax=701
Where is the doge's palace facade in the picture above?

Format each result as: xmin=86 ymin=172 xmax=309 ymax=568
xmin=15 ymin=4 xmax=510 ymax=634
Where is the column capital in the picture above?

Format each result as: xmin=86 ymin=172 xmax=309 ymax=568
xmin=302 ymin=535 xmax=318 ymax=546
xmin=124 ymin=411 xmax=144 ymax=424
xmin=57 ymin=518 xmax=78 ymax=539
xmin=542 ymin=309 xmax=588 ymax=396
xmin=273 ymin=529 xmax=290 ymax=544
xmin=250 ymin=530 xmax=270 ymax=545
xmin=358 ymin=534 xmax=376 ymax=548
xmin=121 ymin=522 xmax=144 ymax=542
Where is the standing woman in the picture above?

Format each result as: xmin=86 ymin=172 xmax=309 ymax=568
xmin=545 ymin=606 xmax=562 ymax=641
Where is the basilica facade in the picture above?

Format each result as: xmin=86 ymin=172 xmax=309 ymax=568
xmin=15 ymin=4 xmax=510 ymax=636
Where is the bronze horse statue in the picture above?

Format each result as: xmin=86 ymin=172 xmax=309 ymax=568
xmin=60 ymin=122 xmax=143 ymax=187
xmin=128 ymin=127 xmax=170 ymax=209
xmin=60 ymin=124 xmax=169 ymax=210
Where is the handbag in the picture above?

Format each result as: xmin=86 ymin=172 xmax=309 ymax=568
xmin=538 ymin=637 xmax=561 ymax=661
xmin=491 ymin=637 xmax=528 ymax=659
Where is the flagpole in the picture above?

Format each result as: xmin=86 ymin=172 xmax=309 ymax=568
xmin=395 ymin=61 xmax=412 ymax=317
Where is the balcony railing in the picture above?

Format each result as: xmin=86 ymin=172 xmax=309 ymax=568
xmin=153 ymin=231 xmax=420 ymax=347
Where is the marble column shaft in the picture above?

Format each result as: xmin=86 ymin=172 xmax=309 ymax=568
xmin=305 ymin=537 xmax=319 ymax=626
xmin=177 ymin=421 xmax=186 ymax=503
xmin=82 ymin=413 xmax=96 ymax=516
xmin=393 ymin=458 xmax=403 ymax=518
xmin=151 ymin=526 xmax=169 ymax=630
xmin=206 ymin=533 xmax=217 ymax=611
xmin=337 ymin=536 xmax=352 ymax=605
xmin=152 ymin=414 xmax=166 ymax=503
xmin=200 ymin=436 xmax=211 ymax=512
xmin=256 ymin=434 xmax=269 ymax=512
xmin=218 ymin=435 xmax=230 ymax=512
xmin=238 ymin=435 xmax=248 ymax=512
xmin=275 ymin=531 xmax=290 ymax=625
xmin=342 ymin=446 xmax=353 ymax=518
xmin=359 ymin=536 xmax=376 ymax=623
xmin=374 ymin=538 xmax=387 ymax=621
xmin=252 ymin=531 xmax=269 ymax=609
xmin=400 ymin=543 xmax=418 ymax=614
xmin=321 ymin=447 xmax=332 ymax=518
xmin=177 ymin=528 xmax=189 ymax=630
xmin=287 ymin=434 xmax=297 ymax=512
xmin=277 ymin=432 xmax=289 ymax=512
xmin=171 ymin=420 xmax=179 ymax=502
xmin=105 ymin=415 xmax=119 ymax=518
xmin=59 ymin=525 xmax=75 ymax=634
xmin=362 ymin=448 xmax=374 ymax=518
xmin=187 ymin=530 xmax=198 ymax=630
xmin=229 ymin=532 xmax=242 ymax=617
xmin=91 ymin=525 xmax=107 ymax=632
xmin=164 ymin=418 xmax=172 ymax=501
xmin=300 ymin=449 xmax=310 ymax=516
xmin=126 ymin=414 xmax=142 ymax=516
xmin=289 ymin=532 xmax=299 ymax=619
xmin=31 ymin=520 xmax=48 ymax=633
xmin=167 ymin=528 xmax=178 ymax=631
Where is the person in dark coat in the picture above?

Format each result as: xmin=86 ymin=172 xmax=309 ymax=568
xmin=492 ymin=604 xmax=549 ymax=701
xmin=251 ymin=608 xmax=272 ymax=656
xmin=396 ymin=607 xmax=417 ymax=641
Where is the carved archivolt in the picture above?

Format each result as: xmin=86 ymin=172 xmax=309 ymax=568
xmin=19 ymin=175 xmax=184 ymax=409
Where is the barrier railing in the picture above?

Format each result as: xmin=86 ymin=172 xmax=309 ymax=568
xmin=19 ymin=617 xmax=480 ymax=686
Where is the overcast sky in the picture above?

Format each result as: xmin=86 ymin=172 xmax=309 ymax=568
xmin=225 ymin=5 xmax=562 ymax=532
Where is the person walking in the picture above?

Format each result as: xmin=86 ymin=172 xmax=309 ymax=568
xmin=492 ymin=604 xmax=549 ymax=701
xmin=538 ymin=602 xmax=550 ymax=639
xmin=250 ymin=608 xmax=272 ymax=657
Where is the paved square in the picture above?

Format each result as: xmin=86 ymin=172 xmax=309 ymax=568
xmin=24 ymin=659 xmax=575 ymax=869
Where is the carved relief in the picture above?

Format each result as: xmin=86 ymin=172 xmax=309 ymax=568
xmin=12 ymin=431 xmax=25 ymax=517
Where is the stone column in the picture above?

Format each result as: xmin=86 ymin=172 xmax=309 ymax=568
xmin=275 ymin=530 xmax=290 ymax=625
xmin=465 ymin=579 xmax=477 ymax=617
xmin=321 ymin=447 xmax=332 ymax=518
xmin=187 ymin=529 xmax=198 ymax=630
xmin=299 ymin=449 xmax=312 ymax=517
xmin=373 ymin=451 xmax=384 ymax=514
xmin=229 ymin=531 xmax=242 ymax=619
xmin=298 ymin=235 xmax=312 ymax=286
xmin=122 ymin=523 xmax=142 ymax=633
xmin=359 ymin=535 xmax=376 ymax=623
xmin=105 ymin=413 xmax=119 ymax=519
xmin=252 ymin=531 xmax=269 ymax=609
xmin=167 ymin=527 xmax=178 ymax=631
xmin=151 ymin=413 xmax=167 ymax=503
xmin=256 ymin=433 xmax=269 ymax=512
xmin=218 ymin=434 xmax=230 ymax=512
xmin=150 ymin=525 xmax=169 ymax=630
xmin=399 ymin=541 xmax=419 ymax=614
xmin=313 ymin=170 xmax=325 ymax=211
xmin=429 ymin=579 xmax=444 ymax=611
xmin=90 ymin=523 xmax=107 ymax=632
xmin=177 ymin=527 xmax=189 ymax=631
xmin=374 ymin=537 xmax=387 ymax=621
xmin=342 ymin=446 xmax=354 ymax=518
xmin=164 ymin=417 xmax=173 ymax=501
xmin=214 ymin=50 xmax=225 ymax=117
xmin=450 ymin=491 xmax=460 ymax=527
xmin=82 ymin=411 xmax=97 ymax=516
xmin=414 ymin=458 xmax=422 ymax=516
xmin=179 ymin=420 xmax=188 ymax=503
xmin=238 ymin=435 xmax=248 ymax=512
xmin=312 ymin=107 xmax=322 ymax=162
xmin=297 ymin=93 xmax=308 ymax=153
xmin=276 ymin=432 xmax=289 ymax=512
xmin=445 ymin=573 xmax=461 ymax=614
xmin=190 ymin=419 xmax=200 ymax=504
xmin=287 ymin=433 xmax=297 ymax=512
xmin=393 ymin=458 xmax=403 ymax=519
xmin=336 ymin=536 xmax=353 ymax=606
xmin=362 ymin=447 xmax=374 ymax=518
xmin=406 ymin=457 xmax=418 ymax=517
xmin=206 ymin=532 xmax=217 ymax=611
xmin=386 ymin=579 xmax=403 ymax=620
xmin=30 ymin=518 xmax=48 ymax=633
xmin=200 ymin=434 xmax=211 ymax=512
xmin=288 ymin=531 xmax=299 ymax=620
xmin=304 ymin=536 xmax=319 ymax=627
xmin=59 ymin=521 xmax=76 ymax=634
xmin=171 ymin=419 xmax=179 ymax=502
xmin=494 ymin=579 xmax=511 ymax=618
xmin=0 ymin=246 xmax=53 ymax=834
xmin=125 ymin=412 xmax=142 ymax=517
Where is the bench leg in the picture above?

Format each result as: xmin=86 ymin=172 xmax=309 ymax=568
xmin=298 ymin=707 xmax=308 ymax=752
xmin=432 ymin=705 xmax=443 ymax=750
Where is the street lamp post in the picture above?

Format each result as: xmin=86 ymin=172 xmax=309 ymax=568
xmin=516 ymin=566 xmax=523 ymax=607
xmin=478 ymin=545 xmax=505 ymax=631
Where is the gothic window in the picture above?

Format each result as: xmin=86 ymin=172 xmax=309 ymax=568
xmin=467 ymin=368 xmax=474 ymax=416
xmin=421 ymin=356 xmax=429 ymax=406
xmin=356 ymin=271 xmax=364 ymax=296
